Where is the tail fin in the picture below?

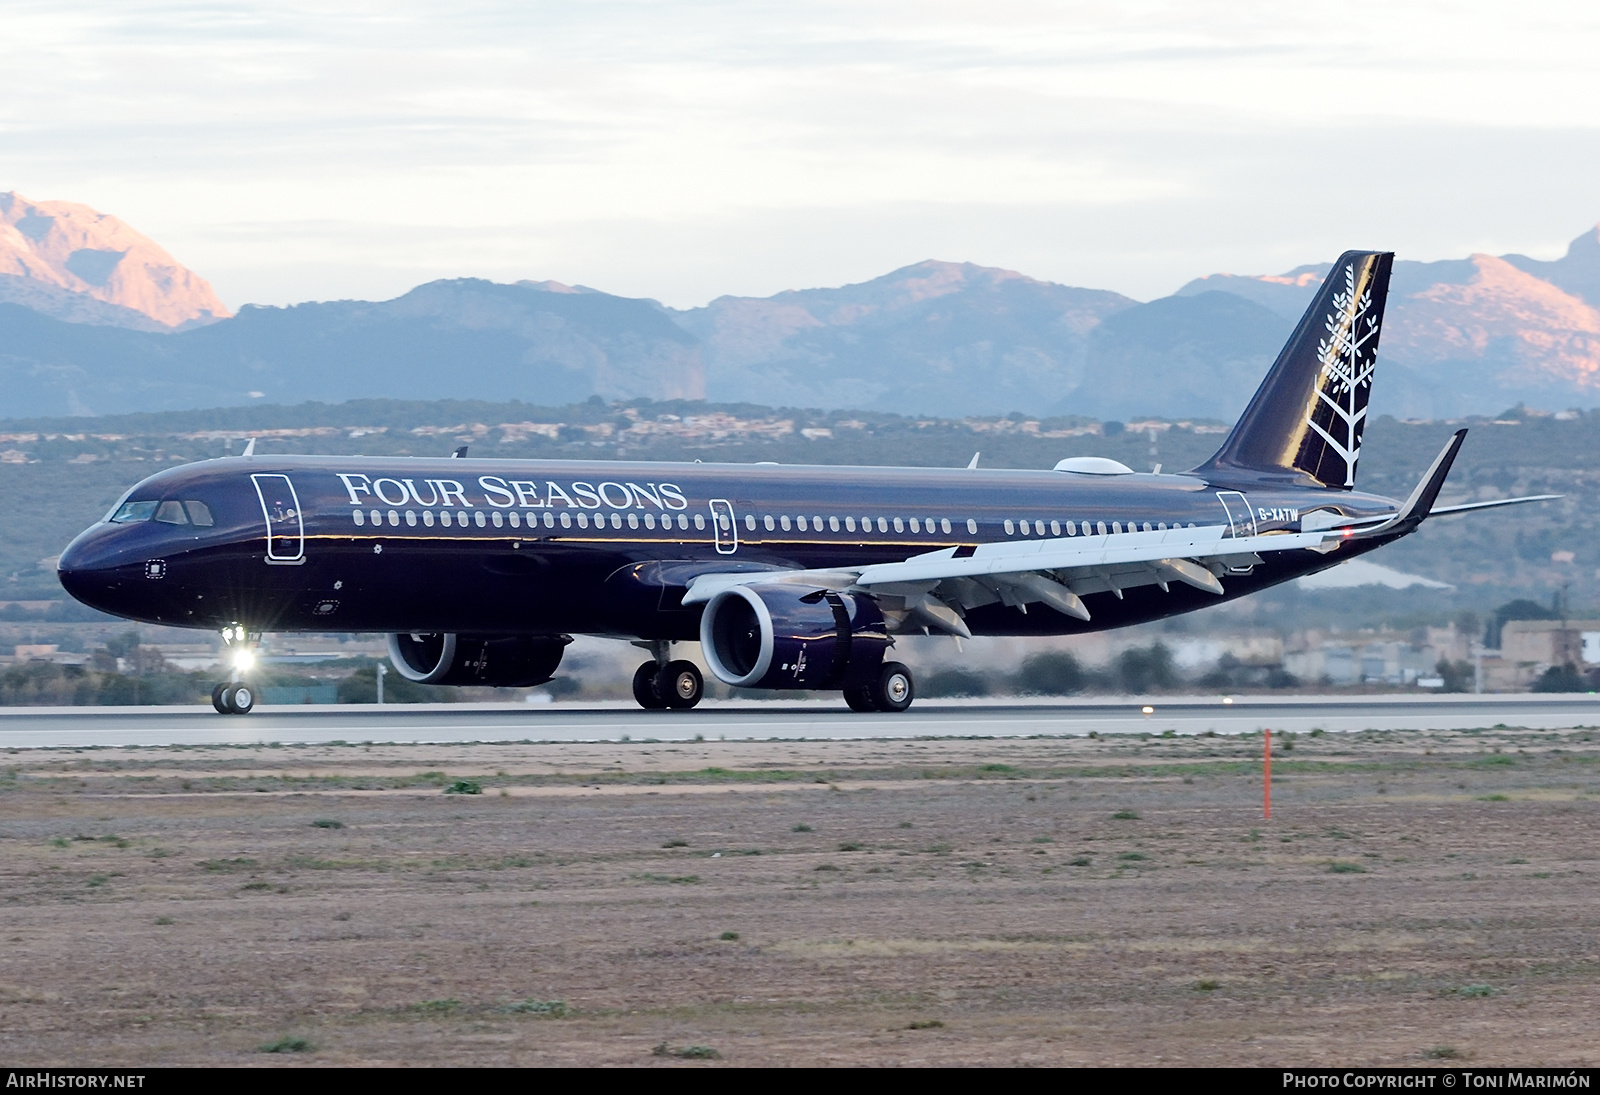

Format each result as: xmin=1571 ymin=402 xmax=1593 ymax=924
xmin=1193 ymin=250 xmax=1394 ymax=489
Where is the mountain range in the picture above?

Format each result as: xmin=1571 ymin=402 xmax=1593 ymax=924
xmin=3 ymin=189 xmax=1599 ymax=423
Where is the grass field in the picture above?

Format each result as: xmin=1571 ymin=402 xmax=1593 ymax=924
xmin=2 ymin=727 xmax=1598 ymax=1066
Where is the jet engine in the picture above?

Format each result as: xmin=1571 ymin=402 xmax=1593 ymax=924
xmin=387 ymin=633 xmax=571 ymax=687
xmin=699 ymin=585 xmax=887 ymax=690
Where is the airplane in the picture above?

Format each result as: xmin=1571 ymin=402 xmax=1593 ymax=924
xmin=56 ymin=251 xmax=1556 ymax=715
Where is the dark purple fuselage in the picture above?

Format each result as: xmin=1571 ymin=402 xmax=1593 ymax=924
xmin=57 ymin=454 xmax=1400 ymax=638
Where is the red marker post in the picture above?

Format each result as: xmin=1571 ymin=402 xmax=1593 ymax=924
xmin=1263 ymin=728 xmax=1272 ymax=820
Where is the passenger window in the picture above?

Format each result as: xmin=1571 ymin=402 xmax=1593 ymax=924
xmin=508 ymin=512 xmax=519 ymax=528
xmin=154 ymin=500 xmax=188 ymax=525
xmin=764 ymin=515 xmax=775 ymax=531
xmin=694 ymin=513 xmax=706 ymax=530
xmin=795 ymin=516 xmax=806 ymax=531
xmin=845 ymin=516 xmax=856 ymax=532
xmin=546 ymin=512 xmax=557 ymax=529
xmin=831 ymin=517 xmax=842 ymax=532
xmin=942 ymin=518 xmax=952 ymax=534
xmin=1050 ymin=520 xmax=1061 ymax=536
xmin=966 ymin=518 xmax=977 ymax=535
xmin=644 ymin=513 xmax=655 ymax=529
xmin=628 ymin=513 xmax=639 ymax=529
xmin=406 ymin=511 xmax=418 ymax=527
xmin=877 ymin=517 xmax=888 ymax=532
xmin=780 ymin=515 xmax=791 ymax=531
xmin=1096 ymin=521 xmax=1107 ymax=535
xmin=183 ymin=501 xmax=214 ymax=527
xmin=1158 ymin=521 xmax=1167 ymax=530
xmin=577 ymin=512 xmax=589 ymax=529
xmin=1065 ymin=521 xmax=1076 ymax=536
xmin=1035 ymin=520 xmax=1045 ymax=536
xmin=745 ymin=514 xmax=756 ymax=531
xmin=560 ymin=512 xmax=572 ymax=529
xmin=893 ymin=517 xmax=904 ymax=533
xmin=1112 ymin=521 xmax=1122 ymax=534
xmin=1004 ymin=519 xmax=1015 ymax=535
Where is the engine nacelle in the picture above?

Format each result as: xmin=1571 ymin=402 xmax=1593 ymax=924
xmin=387 ymin=633 xmax=571 ymax=687
xmin=699 ymin=585 xmax=887 ymax=690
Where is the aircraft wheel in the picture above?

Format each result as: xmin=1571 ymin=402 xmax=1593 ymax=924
xmin=212 ymin=683 xmax=231 ymax=714
xmin=632 ymin=661 xmax=668 ymax=710
xmin=843 ymin=685 xmax=877 ymax=712
xmin=658 ymin=660 xmax=703 ymax=710
xmin=228 ymin=684 xmax=256 ymax=715
xmin=869 ymin=662 xmax=914 ymax=713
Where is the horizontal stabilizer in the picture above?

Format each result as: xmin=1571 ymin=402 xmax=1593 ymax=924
xmin=1428 ymin=494 xmax=1562 ymax=517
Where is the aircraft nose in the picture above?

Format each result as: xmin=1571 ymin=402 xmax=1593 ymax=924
xmin=56 ymin=528 xmax=134 ymax=612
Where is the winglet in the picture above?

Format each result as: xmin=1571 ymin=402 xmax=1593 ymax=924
xmin=1397 ymin=428 xmax=1467 ymax=526
xmin=967 ymin=452 xmax=980 ymax=469
xmin=1354 ymin=428 xmax=1466 ymax=538
xmin=241 ymin=438 xmax=256 ymax=458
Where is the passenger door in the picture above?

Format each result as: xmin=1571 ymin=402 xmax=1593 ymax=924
xmin=708 ymin=499 xmax=738 ymax=554
xmin=1215 ymin=490 xmax=1257 ymax=539
xmin=252 ymin=474 xmax=305 ymax=564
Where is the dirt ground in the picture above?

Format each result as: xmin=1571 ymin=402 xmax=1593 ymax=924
xmin=2 ymin=725 xmax=1599 ymax=1066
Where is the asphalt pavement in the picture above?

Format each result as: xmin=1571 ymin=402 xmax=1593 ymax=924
xmin=2 ymin=693 xmax=1597 ymax=748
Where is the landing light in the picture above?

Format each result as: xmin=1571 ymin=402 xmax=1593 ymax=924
xmin=1223 ymin=697 xmax=1233 ymax=705
xmin=232 ymin=649 xmax=255 ymax=672
xmin=1141 ymin=705 xmax=1154 ymax=715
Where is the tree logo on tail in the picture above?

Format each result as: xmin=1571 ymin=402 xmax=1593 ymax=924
xmin=1306 ymin=262 xmax=1380 ymax=486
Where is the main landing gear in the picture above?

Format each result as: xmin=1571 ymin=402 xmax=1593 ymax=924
xmin=843 ymin=661 xmax=915 ymax=713
xmin=631 ymin=641 xmax=704 ymax=710
xmin=211 ymin=624 xmax=259 ymax=715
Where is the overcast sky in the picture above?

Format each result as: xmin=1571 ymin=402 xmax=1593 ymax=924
xmin=6 ymin=0 xmax=1600 ymax=309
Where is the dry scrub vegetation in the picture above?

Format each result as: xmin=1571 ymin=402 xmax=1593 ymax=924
xmin=2 ymin=726 xmax=1599 ymax=1066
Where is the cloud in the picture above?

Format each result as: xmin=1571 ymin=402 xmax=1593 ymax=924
xmin=4 ymin=0 xmax=1599 ymax=307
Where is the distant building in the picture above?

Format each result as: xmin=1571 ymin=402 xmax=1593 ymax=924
xmin=1498 ymin=619 xmax=1600 ymax=666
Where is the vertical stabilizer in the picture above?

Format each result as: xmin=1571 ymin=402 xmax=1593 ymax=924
xmin=1193 ymin=250 xmax=1394 ymax=489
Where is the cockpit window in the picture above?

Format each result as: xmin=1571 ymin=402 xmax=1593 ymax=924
xmin=111 ymin=501 xmax=159 ymax=523
xmin=155 ymin=501 xmax=189 ymax=525
xmin=110 ymin=498 xmax=215 ymax=527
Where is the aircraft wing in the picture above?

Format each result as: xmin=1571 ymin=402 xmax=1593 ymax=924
xmin=681 ymin=430 xmax=1559 ymax=638
xmin=683 ymin=522 xmax=1348 ymax=637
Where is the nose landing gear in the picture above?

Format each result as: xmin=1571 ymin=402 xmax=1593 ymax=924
xmin=211 ymin=682 xmax=256 ymax=715
xmin=212 ymin=624 xmax=260 ymax=715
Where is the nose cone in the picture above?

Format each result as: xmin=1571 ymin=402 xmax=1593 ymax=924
xmin=57 ymin=524 xmax=136 ymax=615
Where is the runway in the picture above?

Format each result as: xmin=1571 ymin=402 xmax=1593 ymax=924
xmin=2 ymin=693 xmax=1598 ymax=748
